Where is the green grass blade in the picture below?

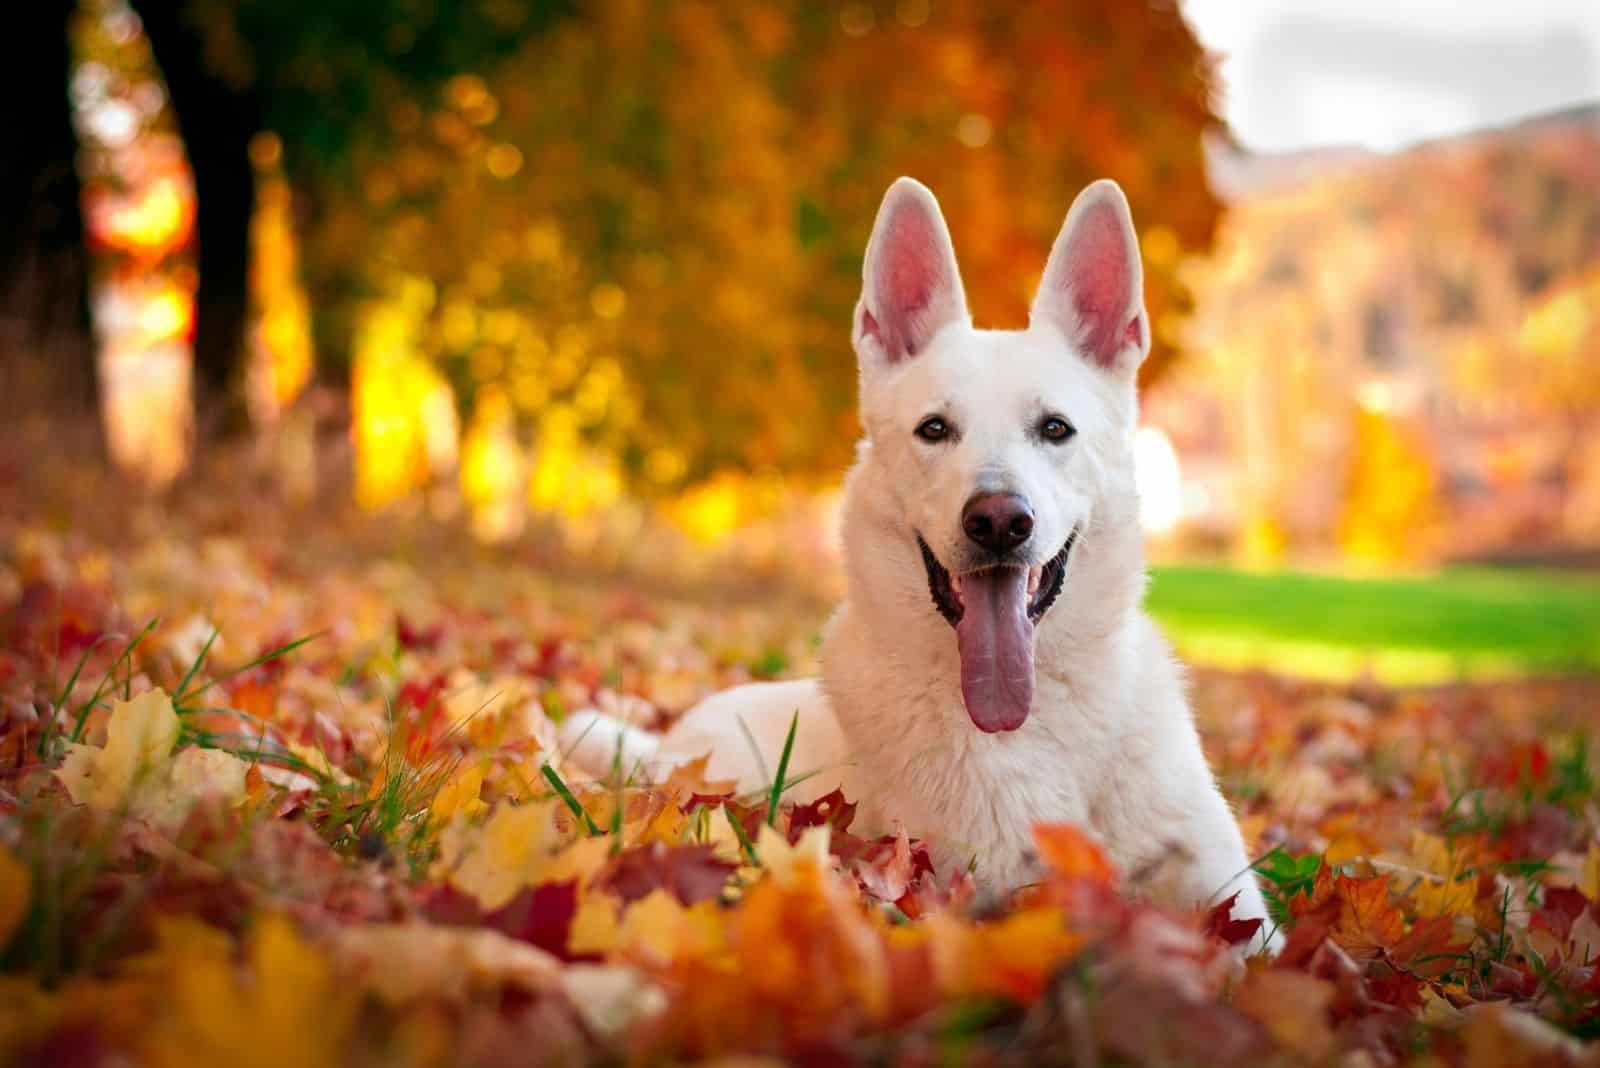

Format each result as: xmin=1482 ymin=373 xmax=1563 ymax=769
xmin=175 ymin=630 xmax=325 ymax=707
xmin=171 ymin=628 xmax=219 ymax=705
xmin=69 ymin=617 xmax=160 ymax=743
xmin=39 ymin=635 xmax=117 ymax=757
xmin=725 ymin=805 xmax=760 ymax=866
xmin=766 ymin=710 xmax=799 ymax=827
xmin=541 ymin=763 xmax=602 ymax=836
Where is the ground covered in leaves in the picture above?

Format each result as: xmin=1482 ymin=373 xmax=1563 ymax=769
xmin=4 ymin=483 xmax=1600 ymax=1066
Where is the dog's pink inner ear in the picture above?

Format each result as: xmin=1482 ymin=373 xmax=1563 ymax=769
xmin=867 ymin=201 xmax=957 ymax=363
xmin=1038 ymin=190 xmax=1144 ymax=371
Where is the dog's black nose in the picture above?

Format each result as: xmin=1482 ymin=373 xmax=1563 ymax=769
xmin=962 ymin=493 xmax=1034 ymax=555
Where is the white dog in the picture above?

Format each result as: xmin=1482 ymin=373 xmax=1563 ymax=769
xmin=564 ymin=177 xmax=1275 ymax=948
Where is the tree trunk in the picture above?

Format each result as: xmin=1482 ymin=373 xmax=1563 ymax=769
xmin=0 ymin=0 xmax=97 ymax=417
xmin=129 ymin=0 xmax=260 ymax=422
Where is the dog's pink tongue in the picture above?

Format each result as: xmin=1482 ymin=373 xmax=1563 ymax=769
xmin=955 ymin=569 xmax=1034 ymax=732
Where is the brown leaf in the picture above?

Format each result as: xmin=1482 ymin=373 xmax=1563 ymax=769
xmin=597 ymin=843 xmax=734 ymax=907
xmin=787 ymin=787 xmax=857 ymax=839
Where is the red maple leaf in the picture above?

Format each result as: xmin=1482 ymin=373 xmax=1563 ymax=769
xmin=787 ymin=788 xmax=857 ymax=839
xmin=597 ymin=843 xmax=735 ymax=906
xmin=1205 ymin=891 xmax=1265 ymax=947
xmin=1532 ymin=885 xmax=1592 ymax=945
xmin=486 ymin=880 xmax=582 ymax=959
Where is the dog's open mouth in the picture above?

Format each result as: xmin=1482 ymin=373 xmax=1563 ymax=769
xmin=918 ymin=531 xmax=1076 ymax=734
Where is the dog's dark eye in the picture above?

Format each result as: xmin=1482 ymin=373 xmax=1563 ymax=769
xmin=915 ymin=416 xmax=951 ymax=443
xmin=1039 ymin=416 xmax=1075 ymax=442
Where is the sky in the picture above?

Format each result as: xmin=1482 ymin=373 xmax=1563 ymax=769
xmin=1180 ymin=0 xmax=1600 ymax=154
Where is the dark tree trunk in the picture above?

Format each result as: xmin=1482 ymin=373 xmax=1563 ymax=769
xmin=0 ymin=0 xmax=97 ymax=416
xmin=129 ymin=0 xmax=260 ymax=416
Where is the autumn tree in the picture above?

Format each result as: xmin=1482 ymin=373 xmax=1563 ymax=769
xmin=315 ymin=0 xmax=1222 ymax=494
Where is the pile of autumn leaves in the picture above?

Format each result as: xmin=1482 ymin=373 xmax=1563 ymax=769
xmin=4 ymin=535 xmax=1600 ymax=1064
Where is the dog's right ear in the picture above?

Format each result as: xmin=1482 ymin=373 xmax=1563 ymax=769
xmin=853 ymin=177 xmax=969 ymax=369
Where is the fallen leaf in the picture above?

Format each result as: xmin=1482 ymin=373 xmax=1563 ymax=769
xmin=1206 ymin=891 xmax=1265 ymax=947
xmin=1033 ymin=823 xmax=1118 ymax=887
xmin=0 ymin=847 xmax=28 ymax=953
xmin=1329 ymin=874 xmax=1405 ymax=960
xmin=56 ymin=688 xmax=180 ymax=809
xmin=1232 ymin=967 xmax=1336 ymax=1061
xmin=333 ymin=922 xmax=562 ymax=1003
xmin=437 ymin=801 xmax=559 ymax=910
xmin=598 ymin=843 xmax=735 ymax=906
xmin=431 ymin=762 xmax=487 ymax=822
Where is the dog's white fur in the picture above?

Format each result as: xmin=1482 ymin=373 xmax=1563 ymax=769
xmin=562 ymin=178 xmax=1276 ymax=949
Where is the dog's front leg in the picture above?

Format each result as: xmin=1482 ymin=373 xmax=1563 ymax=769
xmin=1160 ymin=785 xmax=1281 ymax=955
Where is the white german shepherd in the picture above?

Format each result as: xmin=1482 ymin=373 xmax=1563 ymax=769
xmin=564 ymin=177 xmax=1275 ymax=947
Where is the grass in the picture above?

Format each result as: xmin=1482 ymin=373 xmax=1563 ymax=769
xmin=1147 ymin=564 xmax=1600 ymax=684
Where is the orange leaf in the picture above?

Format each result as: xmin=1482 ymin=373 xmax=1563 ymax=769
xmin=1329 ymin=874 xmax=1404 ymax=960
xmin=1032 ymin=824 xmax=1117 ymax=887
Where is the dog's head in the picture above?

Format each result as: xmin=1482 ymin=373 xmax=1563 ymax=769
xmin=851 ymin=177 xmax=1150 ymax=734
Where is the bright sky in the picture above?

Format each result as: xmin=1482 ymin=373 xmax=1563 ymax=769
xmin=1181 ymin=0 xmax=1600 ymax=153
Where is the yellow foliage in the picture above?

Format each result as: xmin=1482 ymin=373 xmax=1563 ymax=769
xmin=134 ymin=914 xmax=353 ymax=1068
xmin=435 ymin=801 xmax=559 ymax=910
xmin=351 ymin=284 xmax=459 ymax=511
xmin=54 ymin=688 xmax=250 ymax=825
xmin=431 ymin=763 xmax=487 ymax=822
xmin=1339 ymin=406 xmax=1438 ymax=566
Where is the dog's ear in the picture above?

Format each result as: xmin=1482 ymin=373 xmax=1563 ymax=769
xmin=854 ymin=177 xmax=969 ymax=368
xmin=1031 ymin=180 xmax=1149 ymax=376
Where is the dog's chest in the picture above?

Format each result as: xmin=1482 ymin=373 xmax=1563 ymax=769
xmin=841 ymin=680 xmax=1110 ymax=886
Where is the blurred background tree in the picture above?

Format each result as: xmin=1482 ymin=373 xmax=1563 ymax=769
xmin=309 ymin=0 xmax=1221 ymax=494
xmin=8 ymin=0 xmax=1221 ymax=502
xmin=140 ymin=0 xmax=571 ymax=405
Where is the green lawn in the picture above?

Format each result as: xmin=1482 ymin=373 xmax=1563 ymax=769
xmin=1146 ymin=565 xmax=1600 ymax=684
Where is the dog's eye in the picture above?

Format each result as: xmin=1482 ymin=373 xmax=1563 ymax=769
xmin=915 ymin=416 xmax=952 ymax=443
xmin=1039 ymin=416 xmax=1075 ymax=443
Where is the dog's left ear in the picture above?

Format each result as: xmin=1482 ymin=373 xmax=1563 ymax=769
xmin=1031 ymin=180 xmax=1149 ymax=377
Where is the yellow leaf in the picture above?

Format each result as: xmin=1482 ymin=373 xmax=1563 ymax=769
xmin=431 ymin=763 xmax=486 ymax=822
xmin=616 ymin=889 xmax=723 ymax=961
xmin=1415 ymin=875 xmax=1477 ymax=919
xmin=56 ymin=688 xmax=180 ymax=809
xmin=439 ymin=801 xmax=558 ymax=910
xmin=542 ymin=835 xmax=613 ymax=886
xmin=139 ymin=913 xmax=352 ymax=1068
xmin=1580 ymin=842 xmax=1600 ymax=901
xmin=0 ymin=847 xmax=29 ymax=953
xmin=1323 ymin=831 xmax=1369 ymax=866
xmin=101 ymin=689 xmax=182 ymax=785
xmin=569 ymin=894 xmax=621 ymax=956
xmin=755 ymin=823 xmax=830 ymax=886
xmin=145 ymin=746 xmax=250 ymax=823
xmin=634 ymin=801 xmax=688 ymax=845
xmin=1407 ymin=831 xmax=1476 ymax=919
